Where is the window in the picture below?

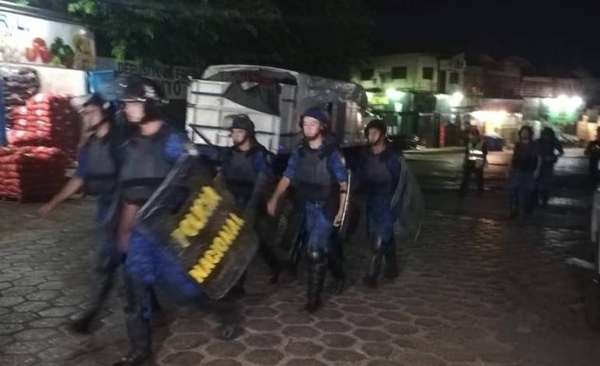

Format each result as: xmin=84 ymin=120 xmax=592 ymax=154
xmin=422 ymin=67 xmax=434 ymax=80
xmin=391 ymin=66 xmax=407 ymax=80
xmin=450 ymin=72 xmax=459 ymax=84
xmin=360 ymin=69 xmax=374 ymax=81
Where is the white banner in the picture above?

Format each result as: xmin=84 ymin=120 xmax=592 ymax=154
xmin=96 ymin=57 xmax=202 ymax=100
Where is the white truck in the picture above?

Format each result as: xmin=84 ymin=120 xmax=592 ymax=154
xmin=185 ymin=64 xmax=369 ymax=155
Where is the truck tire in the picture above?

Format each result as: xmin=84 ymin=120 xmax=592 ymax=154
xmin=585 ymin=279 xmax=600 ymax=330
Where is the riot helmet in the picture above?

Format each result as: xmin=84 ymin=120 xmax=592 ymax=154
xmin=299 ymin=107 xmax=330 ymax=131
xmin=364 ymin=118 xmax=387 ymax=137
xmin=228 ymin=114 xmax=256 ymax=137
xmin=71 ymin=92 xmax=115 ymax=132
xmin=227 ymin=114 xmax=256 ymax=147
xmin=118 ymin=75 xmax=167 ymax=123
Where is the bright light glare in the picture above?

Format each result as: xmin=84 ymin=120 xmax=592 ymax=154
xmin=449 ymin=92 xmax=464 ymax=107
xmin=385 ymin=88 xmax=404 ymax=100
xmin=471 ymin=110 xmax=507 ymax=125
xmin=569 ymin=96 xmax=583 ymax=108
xmin=543 ymin=95 xmax=584 ymax=110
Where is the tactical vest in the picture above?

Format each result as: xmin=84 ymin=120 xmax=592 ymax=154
xmin=467 ymin=141 xmax=485 ymax=162
xmin=361 ymin=148 xmax=394 ymax=196
xmin=222 ymin=147 xmax=262 ymax=198
xmin=120 ymin=125 xmax=173 ymax=205
xmin=80 ymin=134 xmax=119 ymax=196
xmin=294 ymin=144 xmax=336 ymax=202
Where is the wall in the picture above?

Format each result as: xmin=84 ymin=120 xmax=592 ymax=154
xmin=351 ymin=53 xmax=439 ymax=93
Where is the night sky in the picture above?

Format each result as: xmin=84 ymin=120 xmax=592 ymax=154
xmin=373 ymin=0 xmax=600 ymax=75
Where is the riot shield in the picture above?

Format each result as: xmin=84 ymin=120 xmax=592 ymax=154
xmin=135 ymin=154 xmax=259 ymax=300
xmin=391 ymin=156 xmax=425 ymax=242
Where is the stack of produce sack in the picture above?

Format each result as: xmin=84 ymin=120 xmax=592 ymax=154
xmin=6 ymin=94 xmax=81 ymax=159
xmin=0 ymin=66 xmax=41 ymax=128
xmin=0 ymin=146 xmax=67 ymax=201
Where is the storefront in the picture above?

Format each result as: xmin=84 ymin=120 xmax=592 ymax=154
xmin=0 ymin=4 xmax=95 ymax=201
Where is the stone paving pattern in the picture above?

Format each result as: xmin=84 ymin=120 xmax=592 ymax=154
xmin=1 ymin=148 xmax=599 ymax=366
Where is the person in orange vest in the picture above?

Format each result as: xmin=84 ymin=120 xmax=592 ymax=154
xmin=459 ymin=127 xmax=487 ymax=197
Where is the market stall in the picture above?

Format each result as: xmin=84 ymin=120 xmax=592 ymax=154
xmin=0 ymin=4 xmax=95 ymax=201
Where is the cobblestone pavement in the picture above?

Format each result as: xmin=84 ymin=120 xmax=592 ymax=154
xmin=1 ymin=148 xmax=599 ymax=366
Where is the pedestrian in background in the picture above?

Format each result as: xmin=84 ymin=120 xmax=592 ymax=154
xmin=459 ymin=127 xmax=487 ymax=197
xmin=508 ymin=125 xmax=541 ymax=219
xmin=585 ymin=126 xmax=600 ymax=188
xmin=536 ymin=126 xmax=564 ymax=207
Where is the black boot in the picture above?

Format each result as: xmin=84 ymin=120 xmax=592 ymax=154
xmin=327 ymin=252 xmax=345 ymax=295
xmin=115 ymin=277 xmax=151 ymax=366
xmin=71 ymin=261 xmax=116 ymax=334
xmin=306 ymin=250 xmax=326 ymax=313
xmin=541 ymin=190 xmax=549 ymax=208
xmin=363 ymin=236 xmax=384 ymax=288
xmin=115 ymin=309 xmax=151 ymax=366
xmin=524 ymin=193 xmax=535 ymax=216
xmin=226 ymin=273 xmax=246 ymax=300
xmin=287 ymin=230 xmax=305 ymax=278
xmin=258 ymin=242 xmax=281 ymax=285
xmin=383 ymin=238 xmax=399 ymax=280
xmin=509 ymin=194 xmax=518 ymax=219
xmin=210 ymin=299 xmax=243 ymax=340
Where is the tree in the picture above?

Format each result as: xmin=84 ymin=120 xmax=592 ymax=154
xmin=14 ymin=0 xmax=372 ymax=80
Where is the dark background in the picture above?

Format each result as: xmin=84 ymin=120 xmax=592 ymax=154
xmin=372 ymin=0 xmax=600 ymax=74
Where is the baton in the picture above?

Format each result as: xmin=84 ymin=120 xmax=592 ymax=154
xmin=189 ymin=125 xmax=228 ymax=161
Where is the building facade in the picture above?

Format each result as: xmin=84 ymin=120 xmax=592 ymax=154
xmin=351 ymin=52 xmax=591 ymax=146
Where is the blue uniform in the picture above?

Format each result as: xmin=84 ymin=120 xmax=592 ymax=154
xmin=358 ymin=145 xmax=401 ymax=285
xmin=508 ymin=141 xmax=540 ymax=194
xmin=124 ymin=128 xmax=204 ymax=300
xmin=359 ymin=146 xmax=400 ymax=242
xmin=70 ymin=130 xmax=125 ymax=331
xmin=284 ymin=144 xmax=348 ymax=253
xmin=75 ymin=139 xmax=124 ymax=273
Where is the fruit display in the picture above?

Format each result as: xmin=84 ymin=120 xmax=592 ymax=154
xmin=0 ymin=66 xmax=41 ymax=128
xmin=73 ymin=34 xmax=95 ymax=69
xmin=0 ymin=146 xmax=68 ymax=201
xmin=6 ymin=93 xmax=81 ymax=160
xmin=24 ymin=37 xmax=53 ymax=65
xmin=0 ymin=45 xmax=21 ymax=63
xmin=49 ymin=37 xmax=75 ymax=68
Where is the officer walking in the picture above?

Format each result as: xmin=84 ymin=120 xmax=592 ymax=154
xmin=359 ymin=119 xmax=401 ymax=287
xmin=585 ymin=126 xmax=600 ymax=187
xmin=216 ymin=114 xmax=282 ymax=297
xmin=115 ymin=76 xmax=239 ymax=366
xmin=508 ymin=125 xmax=541 ymax=219
xmin=459 ymin=127 xmax=487 ymax=197
xmin=536 ymin=126 xmax=563 ymax=207
xmin=267 ymin=107 xmax=347 ymax=313
xmin=39 ymin=93 xmax=123 ymax=333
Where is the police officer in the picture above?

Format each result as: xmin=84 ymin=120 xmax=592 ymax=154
xmin=585 ymin=127 xmax=600 ymax=187
xmin=536 ymin=127 xmax=563 ymax=207
xmin=267 ymin=107 xmax=347 ymax=313
xmin=216 ymin=114 xmax=282 ymax=297
xmin=508 ymin=125 xmax=541 ymax=219
xmin=459 ymin=127 xmax=487 ymax=197
xmin=115 ymin=76 xmax=239 ymax=366
xmin=359 ymin=119 xmax=401 ymax=287
xmin=39 ymin=93 xmax=123 ymax=333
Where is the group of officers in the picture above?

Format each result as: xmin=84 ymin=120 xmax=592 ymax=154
xmin=458 ymin=125 xmax=564 ymax=218
xmin=39 ymin=76 xmax=404 ymax=366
